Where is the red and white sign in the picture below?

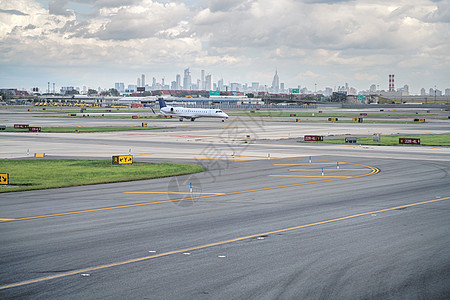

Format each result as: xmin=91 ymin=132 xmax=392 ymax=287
xmin=304 ymin=135 xmax=323 ymax=141
xmin=399 ymin=138 xmax=420 ymax=144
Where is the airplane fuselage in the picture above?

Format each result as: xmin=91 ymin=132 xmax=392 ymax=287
xmin=160 ymin=106 xmax=229 ymax=121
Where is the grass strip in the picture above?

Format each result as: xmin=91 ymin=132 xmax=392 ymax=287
xmin=2 ymin=126 xmax=168 ymax=133
xmin=0 ymin=159 xmax=205 ymax=193
xmin=300 ymin=134 xmax=450 ymax=146
xmin=276 ymin=120 xmax=417 ymax=124
xmin=229 ymin=112 xmax=432 ymax=118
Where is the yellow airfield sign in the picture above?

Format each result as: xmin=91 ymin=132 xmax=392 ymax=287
xmin=0 ymin=173 xmax=9 ymax=185
xmin=112 ymin=155 xmax=133 ymax=165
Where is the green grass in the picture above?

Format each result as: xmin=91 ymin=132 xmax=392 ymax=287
xmin=301 ymin=134 xmax=450 ymax=146
xmin=2 ymin=126 xmax=168 ymax=133
xmin=229 ymin=111 xmax=432 ymax=118
xmin=277 ymin=120 xmax=417 ymax=124
xmin=0 ymin=159 xmax=205 ymax=193
xmin=68 ymin=116 xmax=160 ymax=119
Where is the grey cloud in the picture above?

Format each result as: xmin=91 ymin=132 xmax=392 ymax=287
xmin=93 ymin=0 xmax=140 ymax=7
xmin=24 ymin=24 xmax=37 ymax=30
xmin=49 ymin=0 xmax=74 ymax=16
xmin=301 ymin=0 xmax=354 ymax=3
xmin=0 ymin=9 xmax=29 ymax=16
xmin=89 ymin=2 xmax=191 ymax=40
xmin=207 ymin=0 xmax=253 ymax=12
xmin=425 ymin=2 xmax=450 ymax=22
xmin=94 ymin=16 xmax=171 ymax=40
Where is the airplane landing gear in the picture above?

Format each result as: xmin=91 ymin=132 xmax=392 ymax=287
xmin=190 ymin=118 xmax=195 ymax=121
xmin=179 ymin=118 xmax=183 ymax=122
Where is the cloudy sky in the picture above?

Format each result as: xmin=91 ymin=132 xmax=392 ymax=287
xmin=0 ymin=0 xmax=449 ymax=94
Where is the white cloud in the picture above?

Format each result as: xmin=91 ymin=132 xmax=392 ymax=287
xmin=0 ymin=0 xmax=449 ymax=93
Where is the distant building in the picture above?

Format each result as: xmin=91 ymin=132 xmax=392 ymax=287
xmin=114 ymin=82 xmax=125 ymax=93
xmin=205 ymin=74 xmax=213 ymax=91
xmin=141 ymin=74 xmax=145 ymax=87
xmin=445 ymin=88 xmax=450 ymax=96
xmin=60 ymin=86 xmax=75 ymax=94
xmin=218 ymin=79 xmax=224 ymax=91
xmin=201 ymin=70 xmax=205 ymax=90
xmin=0 ymin=88 xmax=30 ymax=97
xmin=230 ymin=82 xmax=241 ymax=92
xmin=397 ymin=85 xmax=409 ymax=95
xmin=127 ymin=85 xmax=137 ymax=93
xmin=176 ymin=74 xmax=182 ymax=90
xmin=271 ymin=69 xmax=280 ymax=93
xmin=183 ymin=68 xmax=191 ymax=90
xmin=420 ymin=88 xmax=426 ymax=95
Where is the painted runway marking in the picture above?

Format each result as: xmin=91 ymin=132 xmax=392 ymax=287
xmin=0 ymin=160 xmax=379 ymax=223
xmin=126 ymin=192 xmax=225 ymax=195
xmin=269 ymin=175 xmax=351 ymax=178
xmin=274 ymin=162 xmax=346 ymax=166
xmin=1 ymin=196 xmax=448 ymax=291
xmin=288 ymin=169 xmax=368 ymax=171
xmin=132 ymin=153 xmax=153 ymax=157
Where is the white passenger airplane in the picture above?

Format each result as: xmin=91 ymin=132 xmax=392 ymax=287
xmin=158 ymin=97 xmax=229 ymax=122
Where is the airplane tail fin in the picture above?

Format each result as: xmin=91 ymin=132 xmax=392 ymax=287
xmin=158 ymin=97 xmax=167 ymax=108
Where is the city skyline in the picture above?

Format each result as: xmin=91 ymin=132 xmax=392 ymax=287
xmin=34 ymin=68 xmax=450 ymax=97
xmin=1 ymin=0 xmax=449 ymax=94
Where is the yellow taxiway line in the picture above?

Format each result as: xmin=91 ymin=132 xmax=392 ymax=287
xmin=132 ymin=153 xmax=153 ymax=157
xmin=1 ymin=196 xmax=448 ymax=291
xmin=0 ymin=160 xmax=379 ymax=223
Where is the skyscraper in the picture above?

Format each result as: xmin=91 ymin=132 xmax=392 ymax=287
xmin=183 ymin=68 xmax=191 ymax=90
xmin=271 ymin=69 xmax=280 ymax=93
xmin=141 ymin=74 xmax=145 ymax=87
xmin=205 ymin=74 xmax=213 ymax=91
xmin=201 ymin=70 xmax=205 ymax=90
xmin=115 ymin=82 xmax=124 ymax=92
xmin=176 ymin=74 xmax=181 ymax=90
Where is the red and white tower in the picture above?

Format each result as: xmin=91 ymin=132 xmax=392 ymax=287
xmin=389 ymin=74 xmax=395 ymax=92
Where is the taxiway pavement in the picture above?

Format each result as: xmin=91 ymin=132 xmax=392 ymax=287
xmin=0 ymin=109 xmax=449 ymax=299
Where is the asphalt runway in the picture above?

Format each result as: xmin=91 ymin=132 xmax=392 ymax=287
xmin=1 ymin=109 xmax=450 ymax=299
